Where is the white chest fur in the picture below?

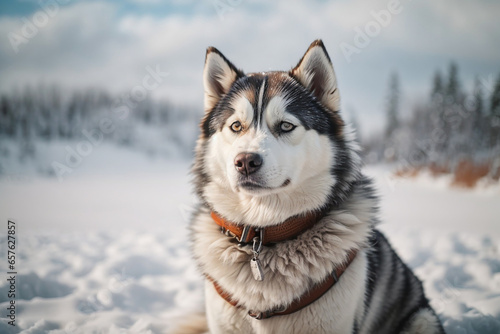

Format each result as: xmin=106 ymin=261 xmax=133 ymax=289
xmin=191 ymin=208 xmax=371 ymax=333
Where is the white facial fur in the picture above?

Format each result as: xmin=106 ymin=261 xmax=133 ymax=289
xmin=203 ymin=93 xmax=336 ymax=227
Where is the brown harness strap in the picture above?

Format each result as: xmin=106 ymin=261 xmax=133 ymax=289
xmin=208 ymin=250 xmax=358 ymax=320
xmin=210 ymin=278 xmax=239 ymax=308
xmin=211 ymin=210 xmax=324 ymax=245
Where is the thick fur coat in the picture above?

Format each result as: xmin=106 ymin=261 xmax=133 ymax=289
xmin=173 ymin=40 xmax=445 ymax=334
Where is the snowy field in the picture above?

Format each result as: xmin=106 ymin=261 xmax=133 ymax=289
xmin=0 ymin=145 xmax=499 ymax=333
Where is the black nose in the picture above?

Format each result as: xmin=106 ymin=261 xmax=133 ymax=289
xmin=234 ymin=153 xmax=263 ymax=176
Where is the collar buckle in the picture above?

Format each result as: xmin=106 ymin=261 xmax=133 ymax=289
xmin=237 ymin=225 xmax=251 ymax=245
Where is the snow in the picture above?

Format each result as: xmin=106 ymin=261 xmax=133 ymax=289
xmin=0 ymin=147 xmax=499 ymax=333
xmin=366 ymin=165 xmax=500 ymax=237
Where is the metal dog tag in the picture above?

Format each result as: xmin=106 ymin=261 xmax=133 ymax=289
xmin=250 ymin=257 xmax=264 ymax=281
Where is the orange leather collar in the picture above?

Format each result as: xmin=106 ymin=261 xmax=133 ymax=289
xmin=208 ymin=250 xmax=357 ymax=320
xmin=210 ymin=210 xmax=325 ymax=245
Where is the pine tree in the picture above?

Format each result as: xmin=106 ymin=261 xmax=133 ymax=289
xmin=446 ymin=62 xmax=461 ymax=102
xmin=471 ymin=77 xmax=485 ymax=151
xmin=491 ymin=73 xmax=500 ymax=118
xmin=49 ymin=85 xmax=61 ymax=140
xmin=490 ymin=73 xmax=500 ymax=148
xmin=0 ymin=95 xmax=12 ymax=137
xmin=385 ymin=72 xmax=400 ymax=140
xmin=431 ymin=71 xmax=444 ymax=100
xmin=473 ymin=78 xmax=484 ymax=116
xmin=429 ymin=70 xmax=445 ymax=138
xmin=440 ymin=62 xmax=464 ymax=160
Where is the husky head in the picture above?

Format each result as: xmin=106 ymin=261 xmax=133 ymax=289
xmin=193 ymin=40 xmax=360 ymax=227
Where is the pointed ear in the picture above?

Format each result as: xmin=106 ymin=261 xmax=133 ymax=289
xmin=290 ymin=40 xmax=341 ymax=112
xmin=203 ymin=47 xmax=244 ymax=112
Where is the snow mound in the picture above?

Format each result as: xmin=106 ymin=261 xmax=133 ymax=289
xmin=0 ymin=273 xmax=73 ymax=302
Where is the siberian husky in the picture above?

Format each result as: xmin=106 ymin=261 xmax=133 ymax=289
xmin=175 ymin=40 xmax=444 ymax=334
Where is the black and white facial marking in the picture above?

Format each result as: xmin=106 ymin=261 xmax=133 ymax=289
xmin=193 ymin=40 xmax=361 ymax=226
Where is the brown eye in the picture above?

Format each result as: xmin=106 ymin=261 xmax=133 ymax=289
xmin=280 ymin=122 xmax=295 ymax=132
xmin=230 ymin=121 xmax=242 ymax=133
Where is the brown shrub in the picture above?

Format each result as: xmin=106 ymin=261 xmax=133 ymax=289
xmin=491 ymin=162 xmax=500 ymax=181
xmin=394 ymin=167 xmax=420 ymax=178
xmin=428 ymin=163 xmax=450 ymax=176
xmin=392 ymin=160 xmax=498 ymax=188
xmin=452 ymin=160 xmax=490 ymax=188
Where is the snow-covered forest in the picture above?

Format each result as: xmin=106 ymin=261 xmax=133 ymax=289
xmin=0 ymin=86 xmax=201 ymax=178
xmin=364 ymin=64 xmax=500 ymax=187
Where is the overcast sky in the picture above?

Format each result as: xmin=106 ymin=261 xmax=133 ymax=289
xmin=1 ymin=0 xmax=499 ymax=135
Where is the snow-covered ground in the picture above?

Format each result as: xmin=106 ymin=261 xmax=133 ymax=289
xmin=0 ymin=146 xmax=499 ymax=333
